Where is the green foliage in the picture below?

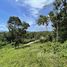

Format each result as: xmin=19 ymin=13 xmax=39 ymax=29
xmin=0 ymin=42 xmax=67 ymax=67
xmin=37 ymin=15 xmax=48 ymax=25
xmin=26 ymin=31 xmax=53 ymax=40
xmin=6 ymin=16 xmax=30 ymax=48
xmin=40 ymin=35 xmax=53 ymax=43
xmin=49 ymin=0 xmax=67 ymax=42
xmin=0 ymin=32 xmax=8 ymax=48
xmin=37 ymin=15 xmax=48 ymax=32
xmin=0 ymin=41 xmax=8 ymax=48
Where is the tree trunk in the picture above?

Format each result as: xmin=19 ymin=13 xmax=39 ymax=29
xmin=46 ymin=24 xmax=48 ymax=32
xmin=56 ymin=22 xmax=59 ymax=42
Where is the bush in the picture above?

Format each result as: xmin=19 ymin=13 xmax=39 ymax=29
xmin=0 ymin=41 xmax=7 ymax=48
xmin=40 ymin=36 xmax=49 ymax=43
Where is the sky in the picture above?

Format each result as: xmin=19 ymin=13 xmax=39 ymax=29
xmin=0 ymin=0 xmax=54 ymax=32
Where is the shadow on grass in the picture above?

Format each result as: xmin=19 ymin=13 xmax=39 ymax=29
xmin=22 ymin=45 xmax=30 ymax=48
xmin=15 ymin=45 xmax=30 ymax=49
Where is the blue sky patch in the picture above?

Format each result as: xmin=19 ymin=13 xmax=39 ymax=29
xmin=0 ymin=0 xmax=54 ymax=32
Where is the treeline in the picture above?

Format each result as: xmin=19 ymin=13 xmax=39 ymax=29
xmin=0 ymin=31 xmax=53 ymax=48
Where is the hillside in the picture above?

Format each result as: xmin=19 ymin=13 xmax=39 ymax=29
xmin=0 ymin=41 xmax=67 ymax=67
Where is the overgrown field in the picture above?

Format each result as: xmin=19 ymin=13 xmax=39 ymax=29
xmin=0 ymin=41 xmax=67 ymax=67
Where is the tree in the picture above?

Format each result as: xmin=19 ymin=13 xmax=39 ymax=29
xmin=22 ymin=21 xmax=30 ymax=30
xmin=7 ymin=16 xmax=30 ymax=48
xmin=7 ymin=16 xmax=22 ymax=42
xmin=49 ymin=0 xmax=67 ymax=42
xmin=37 ymin=15 xmax=48 ymax=31
xmin=59 ymin=0 xmax=67 ymax=42
xmin=49 ymin=11 xmax=60 ymax=42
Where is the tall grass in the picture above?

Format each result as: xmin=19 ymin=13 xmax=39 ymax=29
xmin=0 ymin=41 xmax=67 ymax=67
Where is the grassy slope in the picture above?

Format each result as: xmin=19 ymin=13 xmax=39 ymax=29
xmin=0 ymin=42 xmax=67 ymax=67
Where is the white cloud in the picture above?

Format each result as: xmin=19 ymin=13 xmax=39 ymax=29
xmin=0 ymin=25 xmax=8 ymax=32
xmin=24 ymin=0 xmax=46 ymax=9
xmin=16 ymin=0 xmax=54 ymax=17
xmin=16 ymin=0 xmax=19 ymax=2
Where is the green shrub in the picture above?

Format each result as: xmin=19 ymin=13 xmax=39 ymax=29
xmin=0 ymin=41 xmax=7 ymax=48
